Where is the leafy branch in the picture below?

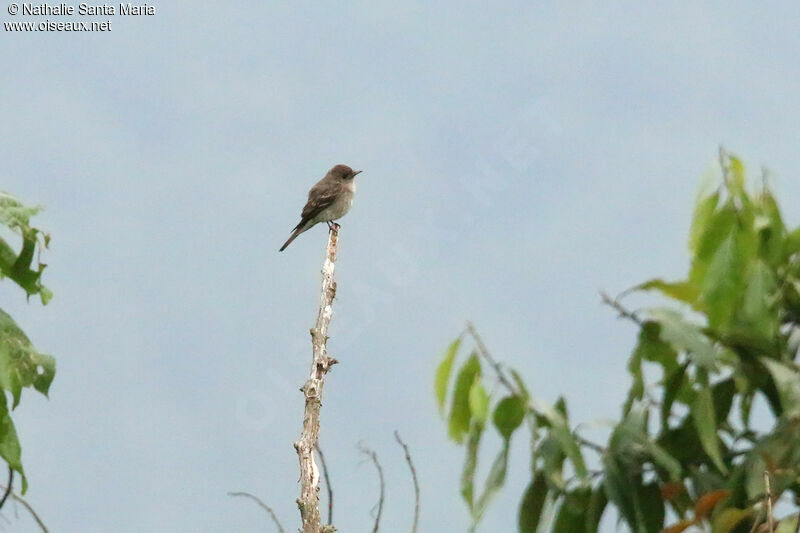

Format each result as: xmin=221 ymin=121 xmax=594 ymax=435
xmin=436 ymin=153 xmax=800 ymax=532
xmin=0 ymin=192 xmax=55 ymax=493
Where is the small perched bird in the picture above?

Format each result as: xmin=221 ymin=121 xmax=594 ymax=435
xmin=279 ymin=164 xmax=363 ymax=251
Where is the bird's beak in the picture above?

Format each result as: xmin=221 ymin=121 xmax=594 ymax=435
xmin=353 ymin=170 xmax=363 ymax=176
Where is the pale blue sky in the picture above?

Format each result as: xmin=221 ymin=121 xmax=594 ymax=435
xmin=2 ymin=1 xmax=800 ymax=531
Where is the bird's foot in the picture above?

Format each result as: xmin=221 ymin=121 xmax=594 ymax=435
xmin=327 ymin=221 xmax=340 ymax=231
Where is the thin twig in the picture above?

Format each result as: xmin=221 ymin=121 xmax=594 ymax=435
xmin=576 ymin=435 xmax=605 ymax=454
xmin=13 ymin=495 xmax=47 ymax=533
xmin=0 ymin=467 xmax=12 ymax=510
xmin=394 ymin=431 xmax=420 ymax=533
xmin=315 ymin=444 xmax=333 ymax=526
xmin=359 ymin=444 xmax=385 ymax=533
xmin=0 ymin=487 xmax=47 ymax=533
xmin=294 ymin=226 xmax=340 ymax=533
xmin=765 ymin=471 xmax=774 ymax=532
xmin=228 ymin=492 xmax=286 ymax=533
xmin=467 ymin=322 xmax=607 ymax=455
xmin=465 ymin=322 xmax=520 ymax=396
xmin=600 ymin=291 xmax=643 ymax=326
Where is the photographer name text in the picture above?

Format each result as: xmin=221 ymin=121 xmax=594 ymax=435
xmin=18 ymin=3 xmax=154 ymax=15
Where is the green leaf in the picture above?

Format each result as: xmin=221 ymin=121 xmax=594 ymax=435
xmin=786 ymin=226 xmax=800 ymax=258
xmin=755 ymin=189 xmax=785 ymax=265
xmin=737 ymin=260 xmax=778 ymax=342
xmin=690 ymin=190 xmax=720 ymax=255
xmin=468 ymin=380 xmax=489 ymax=424
xmin=585 ymin=486 xmax=608 ymax=533
xmin=38 ymin=286 xmax=53 ymax=306
xmin=658 ymin=417 xmax=707 ymax=467
xmin=689 ymin=202 xmax=737 ymax=289
xmin=635 ymin=279 xmax=700 ymax=307
xmin=472 ymin=441 xmax=510 ymax=525
xmin=492 ymin=395 xmax=526 ymax=440
xmin=552 ymin=487 xmax=591 ymax=532
xmin=703 ymin=230 xmax=746 ymax=330
xmin=602 ymin=453 xmax=637 ymax=531
xmin=530 ymin=396 xmax=588 ymax=480
xmin=636 ymin=321 xmax=679 ymax=369
xmin=0 ymin=395 xmax=26 ymax=492
xmin=536 ymin=434 xmax=566 ymax=489
xmin=0 ymin=193 xmax=42 ymax=230
xmin=692 ymin=459 xmax=728 ymax=494
xmin=603 ymin=404 xmax=667 ymax=532
xmin=610 ymin=400 xmax=645 ymax=449
xmin=625 ymin=350 xmax=644 ymax=415
xmin=518 ymin=472 xmax=548 ymax=533
xmin=0 ymin=309 xmax=56 ymax=406
xmin=761 ymin=358 xmax=800 ymax=417
xmin=661 ymin=362 xmax=689 ymax=429
xmin=743 ymin=447 xmax=767 ymax=501
xmin=0 ymin=192 xmax=51 ymax=301
xmin=448 ymin=354 xmax=481 ymax=443
xmin=435 ymin=338 xmax=461 ymax=414
xmin=616 ymin=402 xmax=682 ymax=481
xmin=627 ymin=322 xmax=680 ymax=413
xmin=711 ymin=378 xmax=736 ymax=425
xmin=460 ymin=420 xmax=483 ymax=511
xmin=647 ymin=308 xmax=715 ymax=369
xmin=645 ymin=441 xmax=682 ymax=481
xmin=634 ymin=482 xmax=665 ymax=533
xmin=691 ymin=375 xmax=727 ymax=473
xmin=727 ymin=155 xmax=746 ymax=197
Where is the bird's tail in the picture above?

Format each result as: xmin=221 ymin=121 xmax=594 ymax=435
xmin=279 ymin=225 xmax=306 ymax=251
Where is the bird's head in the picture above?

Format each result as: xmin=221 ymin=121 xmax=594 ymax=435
xmin=329 ymin=164 xmax=362 ymax=180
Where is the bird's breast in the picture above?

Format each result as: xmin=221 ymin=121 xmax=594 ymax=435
xmin=321 ymin=189 xmax=354 ymax=221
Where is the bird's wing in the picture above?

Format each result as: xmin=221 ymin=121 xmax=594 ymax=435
xmin=296 ymin=179 xmax=341 ymax=228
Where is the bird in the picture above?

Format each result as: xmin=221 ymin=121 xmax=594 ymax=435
xmin=279 ymin=164 xmax=363 ymax=251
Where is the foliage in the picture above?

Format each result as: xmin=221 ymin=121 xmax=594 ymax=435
xmin=435 ymin=152 xmax=800 ymax=532
xmin=0 ymin=192 xmax=54 ymax=492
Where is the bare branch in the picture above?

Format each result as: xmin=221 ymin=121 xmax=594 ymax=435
xmin=394 ymin=431 xmax=420 ymax=533
xmin=0 ymin=467 xmax=12 ymax=511
xmin=294 ymin=227 xmax=341 ymax=533
xmin=359 ymin=444 xmax=385 ymax=533
xmin=228 ymin=492 xmax=286 ymax=533
xmin=315 ymin=444 xmax=333 ymax=526
xmin=0 ymin=487 xmax=48 ymax=533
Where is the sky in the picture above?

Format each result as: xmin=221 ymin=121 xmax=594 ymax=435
xmin=2 ymin=1 xmax=800 ymax=531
